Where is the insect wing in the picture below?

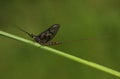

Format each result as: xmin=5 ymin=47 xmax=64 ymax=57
xmin=37 ymin=24 xmax=60 ymax=43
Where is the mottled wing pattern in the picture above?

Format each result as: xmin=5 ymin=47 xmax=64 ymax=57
xmin=34 ymin=24 xmax=60 ymax=45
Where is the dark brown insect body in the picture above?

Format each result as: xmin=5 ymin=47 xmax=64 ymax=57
xmin=17 ymin=24 xmax=61 ymax=46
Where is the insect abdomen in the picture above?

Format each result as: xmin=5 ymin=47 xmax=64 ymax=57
xmin=44 ymin=42 xmax=61 ymax=46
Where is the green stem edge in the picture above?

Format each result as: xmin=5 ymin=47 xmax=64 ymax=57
xmin=0 ymin=30 xmax=120 ymax=78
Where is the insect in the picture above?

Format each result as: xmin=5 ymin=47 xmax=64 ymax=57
xmin=17 ymin=24 xmax=61 ymax=46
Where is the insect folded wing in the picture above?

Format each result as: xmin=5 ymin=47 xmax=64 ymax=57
xmin=37 ymin=24 xmax=60 ymax=45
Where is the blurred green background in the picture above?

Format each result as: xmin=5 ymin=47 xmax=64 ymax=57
xmin=0 ymin=0 xmax=120 ymax=79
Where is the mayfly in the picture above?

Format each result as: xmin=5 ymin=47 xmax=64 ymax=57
xmin=16 ymin=24 xmax=61 ymax=46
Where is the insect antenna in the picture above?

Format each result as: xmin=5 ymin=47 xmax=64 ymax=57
xmin=15 ymin=26 xmax=35 ymax=38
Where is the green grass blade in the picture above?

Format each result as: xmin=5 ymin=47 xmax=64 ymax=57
xmin=0 ymin=30 xmax=120 ymax=78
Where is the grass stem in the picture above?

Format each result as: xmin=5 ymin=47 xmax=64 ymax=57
xmin=0 ymin=30 xmax=120 ymax=78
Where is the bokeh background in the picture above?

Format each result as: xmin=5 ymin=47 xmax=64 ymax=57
xmin=0 ymin=0 xmax=120 ymax=79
